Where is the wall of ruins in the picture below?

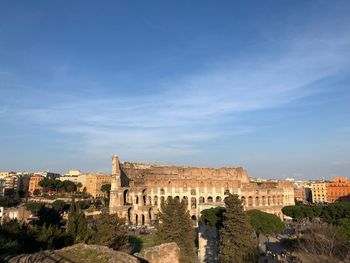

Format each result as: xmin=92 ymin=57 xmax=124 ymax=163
xmin=109 ymin=155 xmax=295 ymax=226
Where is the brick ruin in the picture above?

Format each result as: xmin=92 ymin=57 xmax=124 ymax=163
xmin=109 ymin=155 xmax=294 ymax=226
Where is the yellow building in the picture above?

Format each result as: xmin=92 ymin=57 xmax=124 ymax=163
xmin=79 ymin=173 xmax=112 ymax=198
xmin=311 ymin=181 xmax=328 ymax=203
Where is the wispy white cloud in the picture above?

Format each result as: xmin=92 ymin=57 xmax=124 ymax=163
xmin=10 ymin=31 xmax=350 ymax=162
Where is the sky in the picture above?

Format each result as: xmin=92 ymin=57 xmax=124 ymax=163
xmin=0 ymin=1 xmax=349 ymax=179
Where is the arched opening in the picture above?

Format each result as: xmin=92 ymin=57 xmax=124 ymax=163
xmin=255 ymin=196 xmax=260 ymax=206
xmin=199 ymin=196 xmax=205 ymax=203
xmin=241 ymin=196 xmax=246 ymax=205
xmin=191 ymin=215 xmax=197 ymax=221
xmin=160 ymin=196 xmax=165 ymax=204
xmin=272 ymin=196 xmax=276 ymax=205
xmin=216 ymin=196 xmax=222 ymax=202
xmin=148 ymin=196 xmax=151 ymax=205
xmin=191 ymin=197 xmax=197 ymax=208
xmin=268 ymin=196 xmax=271 ymax=205
xmin=127 ymin=207 xmax=132 ymax=225
xmin=142 ymin=214 xmax=145 ymax=225
xmin=136 ymin=196 xmax=139 ymax=204
xmin=154 ymin=195 xmax=158 ymax=206
xmin=248 ymin=196 xmax=253 ymax=206
xmin=149 ymin=208 xmax=152 ymax=220
xmin=262 ymin=196 xmax=266 ymax=206
xmin=160 ymin=188 xmax=165 ymax=195
xmin=123 ymin=189 xmax=129 ymax=205
xmin=207 ymin=196 xmax=213 ymax=203
xmin=135 ymin=214 xmax=138 ymax=226
xmin=175 ymin=196 xmax=180 ymax=201
xmin=142 ymin=189 xmax=147 ymax=205
xmin=182 ymin=196 xmax=188 ymax=206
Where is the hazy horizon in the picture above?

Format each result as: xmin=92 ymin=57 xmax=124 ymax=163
xmin=1 ymin=1 xmax=350 ymax=180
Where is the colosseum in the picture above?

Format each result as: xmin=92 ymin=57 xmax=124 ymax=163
xmin=109 ymin=155 xmax=294 ymax=226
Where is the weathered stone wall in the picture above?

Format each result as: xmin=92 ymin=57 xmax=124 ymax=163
xmin=110 ymin=155 xmax=294 ymax=226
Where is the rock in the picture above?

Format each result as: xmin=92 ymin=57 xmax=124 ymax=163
xmin=7 ymin=243 xmax=139 ymax=263
xmin=135 ymin=242 xmax=180 ymax=263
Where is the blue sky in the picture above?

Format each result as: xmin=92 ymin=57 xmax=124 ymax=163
xmin=0 ymin=1 xmax=349 ymax=179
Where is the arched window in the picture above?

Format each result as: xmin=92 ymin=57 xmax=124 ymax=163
xmin=154 ymin=195 xmax=158 ymax=206
xmin=199 ymin=196 xmax=205 ymax=203
xmin=160 ymin=189 xmax=165 ymax=195
xmin=207 ymin=196 xmax=213 ymax=203
xmin=182 ymin=196 xmax=188 ymax=206
xmin=241 ymin=196 xmax=246 ymax=205
xmin=191 ymin=197 xmax=197 ymax=208
xmin=248 ymin=196 xmax=253 ymax=206
xmin=255 ymin=196 xmax=260 ymax=206
xmin=216 ymin=196 xmax=222 ymax=202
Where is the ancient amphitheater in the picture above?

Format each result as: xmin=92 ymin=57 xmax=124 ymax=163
xmin=109 ymin=155 xmax=294 ymax=226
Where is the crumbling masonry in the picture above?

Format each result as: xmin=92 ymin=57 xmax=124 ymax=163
xmin=109 ymin=155 xmax=294 ymax=226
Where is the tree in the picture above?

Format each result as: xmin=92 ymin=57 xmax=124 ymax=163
xmin=35 ymin=206 xmax=62 ymax=226
xmin=101 ymin=184 xmax=111 ymax=206
xmin=200 ymin=207 xmax=225 ymax=229
xmin=63 ymin=180 xmax=77 ymax=193
xmin=33 ymin=189 xmax=41 ymax=196
xmin=290 ymin=224 xmax=350 ymax=262
xmin=67 ymin=199 xmax=88 ymax=242
xmin=76 ymin=182 xmax=83 ymax=192
xmin=25 ymin=202 xmax=45 ymax=214
xmin=219 ymin=193 xmax=257 ymax=263
xmin=88 ymin=213 xmax=128 ymax=251
xmin=52 ymin=200 xmax=69 ymax=213
xmin=247 ymin=209 xmax=285 ymax=236
xmin=155 ymin=196 xmax=196 ymax=263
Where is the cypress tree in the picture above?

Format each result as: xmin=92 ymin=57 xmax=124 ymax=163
xmin=219 ymin=193 xmax=257 ymax=263
xmin=155 ymin=196 xmax=196 ymax=263
xmin=67 ymin=198 xmax=88 ymax=242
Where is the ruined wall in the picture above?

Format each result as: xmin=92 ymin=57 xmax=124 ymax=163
xmin=110 ymin=155 xmax=295 ymax=226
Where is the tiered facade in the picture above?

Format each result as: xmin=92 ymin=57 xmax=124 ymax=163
xmin=109 ymin=155 xmax=294 ymax=226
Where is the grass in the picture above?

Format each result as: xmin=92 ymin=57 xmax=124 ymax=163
xmin=57 ymin=246 xmax=112 ymax=263
xmin=128 ymin=235 xmax=156 ymax=254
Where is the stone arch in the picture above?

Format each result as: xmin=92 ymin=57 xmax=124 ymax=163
xmin=149 ymin=208 xmax=153 ymax=220
xmin=262 ymin=196 xmax=266 ymax=206
xmin=255 ymin=196 xmax=260 ymax=206
xmin=136 ymin=196 xmax=139 ymax=204
xmin=154 ymin=195 xmax=158 ymax=206
xmin=142 ymin=214 xmax=145 ymax=225
xmin=160 ymin=196 xmax=165 ymax=204
xmin=135 ymin=214 xmax=138 ymax=226
xmin=248 ymin=196 xmax=253 ymax=206
xmin=160 ymin=188 xmax=165 ymax=195
xmin=199 ymin=196 xmax=205 ymax=203
xmin=207 ymin=196 xmax=213 ymax=203
xmin=123 ymin=189 xmax=129 ymax=205
xmin=191 ymin=197 xmax=197 ymax=208
xmin=182 ymin=196 xmax=188 ymax=206
xmin=191 ymin=215 xmax=197 ymax=221
xmin=142 ymin=189 xmax=147 ymax=205
xmin=268 ymin=196 xmax=271 ymax=205
xmin=216 ymin=196 xmax=222 ymax=202
xmin=127 ymin=207 xmax=132 ymax=225
xmin=175 ymin=196 xmax=180 ymax=201
xmin=241 ymin=196 xmax=246 ymax=205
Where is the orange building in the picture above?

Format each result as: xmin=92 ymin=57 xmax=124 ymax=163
xmin=28 ymin=175 xmax=44 ymax=194
xmin=327 ymin=177 xmax=350 ymax=203
xmin=294 ymin=186 xmax=306 ymax=202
